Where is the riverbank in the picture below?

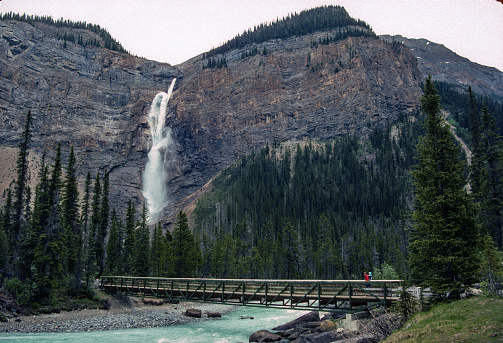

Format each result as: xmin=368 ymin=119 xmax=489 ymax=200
xmin=0 ymin=294 xmax=237 ymax=334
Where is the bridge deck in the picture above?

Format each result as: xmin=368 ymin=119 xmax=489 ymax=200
xmin=100 ymin=277 xmax=401 ymax=313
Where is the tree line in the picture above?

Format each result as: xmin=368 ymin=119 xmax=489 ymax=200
xmin=0 ymin=12 xmax=128 ymax=53
xmin=202 ymin=5 xmax=374 ymax=62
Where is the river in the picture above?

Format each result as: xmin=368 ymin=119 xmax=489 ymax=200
xmin=0 ymin=306 xmax=313 ymax=342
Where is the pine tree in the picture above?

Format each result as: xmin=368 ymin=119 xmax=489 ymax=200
xmin=122 ymin=200 xmax=136 ymax=275
xmin=105 ymin=209 xmax=122 ymax=275
xmin=172 ymin=211 xmax=200 ymax=277
xmin=85 ymin=173 xmax=101 ymax=285
xmin=132 ymin=203 xmax=149 ymax=276
xmin=150 ymin=222 xmax=165 ymax=277
xmin=96 ymin=170 xmax=110 ymax=276
xmin=479 ymin=105 xmax=503 ymax=248
xmin=12 ymin=110 xmax=33 ymax=271
xmin=33 ymin=144 xmax=64 ymax=295
xmin=1 ymin=189 xmax=13 ymax=270
xmin=80 ymin=172 xmax=92 ymax=287
xmin=409 ymin=76 xmax=481 ymax=297
xmin=61 ymin=147 xmax=81 ymax=287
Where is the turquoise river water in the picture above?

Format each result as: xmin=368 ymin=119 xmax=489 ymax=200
xmin=0 ymin=306 xmax=312 ymax=342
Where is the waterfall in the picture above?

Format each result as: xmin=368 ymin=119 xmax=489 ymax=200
xmin=142 ymin=78 xmax=177 ymax=222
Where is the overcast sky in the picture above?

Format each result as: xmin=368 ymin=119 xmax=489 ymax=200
xmin=1 ymin=0 xmax=502 ymax=72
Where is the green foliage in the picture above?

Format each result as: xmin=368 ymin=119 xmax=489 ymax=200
xmin=479 ymin=234 xmax=503 ymax=297
xmin=11 ymin=111 xmax=33 ymax=275
xmin=195 ymin=114 xmax=422 ymax=279
xmin=132 ymin=204 xmax=150 ymax=276
xmin=172 ymin=211 xmax=200 ymax=277
xmin=385 ymin=297 xmax=503 ymax=343
xmin=409 ymin=76 xmax=481 ymax=296
xmin=105 ymin=210 xmax=122 ymax=276
xmin=203 ymin=6 xmax=374 ymax=60
xmin=122 ymin=200 xmax=136 ymax=275
xmin=3 ymin=277 xmax=38 ymax=306
xmin=391 ymin=288 xmax=418 ymax=320
xmin=373 ymin=262 xmax=400 ymax=280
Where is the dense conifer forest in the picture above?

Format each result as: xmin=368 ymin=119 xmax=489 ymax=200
xmin=193 ymin=113 xmax=422 ymax=280
xmin=202 ymin=5 xmax=374 ymax=61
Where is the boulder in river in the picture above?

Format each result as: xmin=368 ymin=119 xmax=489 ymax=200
xmin=272 ymin=311 xmax=320 ymax=330
xmin=249 ymin=329 xmax=282 ymax=342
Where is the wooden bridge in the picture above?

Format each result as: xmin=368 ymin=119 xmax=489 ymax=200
xmin=100 ymin=276 xmax=402 ymax=313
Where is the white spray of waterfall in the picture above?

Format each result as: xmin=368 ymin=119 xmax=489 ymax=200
xmin=142 ymin=78 xmax=177 ymax=222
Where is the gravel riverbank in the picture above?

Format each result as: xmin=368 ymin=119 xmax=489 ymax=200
xmin=0 ymin=295 xmax=237 ymax=334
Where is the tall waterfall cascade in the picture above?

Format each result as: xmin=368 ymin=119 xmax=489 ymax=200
xmin=142 ymin=78 xmax=177 ymax=222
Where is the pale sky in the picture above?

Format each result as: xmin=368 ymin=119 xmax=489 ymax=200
xmin=1 ymin=0 xmax=502 ymax=72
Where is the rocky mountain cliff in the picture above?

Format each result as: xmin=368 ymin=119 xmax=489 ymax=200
xmin=381 ymin=35 xmax=503 ymax=100
xmin=1 ymin=16 xmax=498 ymax=225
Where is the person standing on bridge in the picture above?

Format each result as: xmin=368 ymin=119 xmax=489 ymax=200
xmin=364 ymin=272 xmax=370 ymax=287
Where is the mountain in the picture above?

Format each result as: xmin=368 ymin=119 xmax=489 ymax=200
xmin=0 ymin=9 xmax=500 ymax=225
xmin=380 ymin=35 xmax=503 ymax=100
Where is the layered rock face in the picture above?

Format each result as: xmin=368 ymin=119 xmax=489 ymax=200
xmin=0 ymin=19 xmax=180 ymax=215
xmin=381 ymin=35 xmax=503 ymax=99
xmin=0 ymin=18 xmax=423 ymax=222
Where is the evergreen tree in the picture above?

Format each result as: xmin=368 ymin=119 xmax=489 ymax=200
xmin=1 ymin=189 xmax=13 ymax=271
xmin=12 ymin=110 xmax=33 ymax=272
xmin=0 ymin=190 xmax=11 ymax=273
xmin=61 ymin=147 xmax=81 ymax=287
xmin=479 ymin=105 xmax=503 ymax=248
xmin=80 ymin=172 xmax=92 ymax=287
xmin=172 ymin=211 xmax=200 ymax=277
xmin=105 ymin=209 xmax=122 ymax=275
xmin=409 ymin=76 xmax=481 ymax=296
xmin=122 ymin=200 xmax=136 ymax=275
xmin=163 ymin=226 xmax=174 ymax=277
xmin=150 ymin=222 xmax=166 ymax=277
xmin=96 ymin=170 xmax=110 ymax=276
xmin=132 ymin=203 xmax=149 ymax=276
xmin=33 ymin=144 xmax=64 ymax=295
xmin=85 ymin=173 xmax=101 ymax=285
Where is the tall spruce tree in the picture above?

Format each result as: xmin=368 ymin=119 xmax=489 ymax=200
xmin=80 ymin=172 xmax=92 ymax=287
xmin=172 ymin=211 xmax=200 ymax=277
xmin=132 ymin=203 xmax=149 ymax=276
xmin=122 ymin=200 xmax=136 ymax=275
xmin=1 ymin=189 xmax=13 ymax=272
xmin=409 ymin=76 xmax=481 ymax=296
xmin=479 ymin=105 xmax=503 ymax=248
xmin=105 ymin=209 xmax=122 ymax=275
xmin=61 ymin=147 xmax=81 ymax=287
xmin=12 ymin=110 xmax=33 ymax=271
xmin=96 ymin=170 xmax=110 ymax=276
xmin=33 ymin=144 xmax=64 ymax=295
xmin=85 ymin=173 xmax=101 ymax=285
xmin=150 ymin=222 xmax=166 ymax=277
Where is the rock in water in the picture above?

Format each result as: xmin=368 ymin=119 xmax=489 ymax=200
xmin=272 ymin=311 xmax=320 ymax=330
xmin=249 ymin=329 xmax=282 ymax=342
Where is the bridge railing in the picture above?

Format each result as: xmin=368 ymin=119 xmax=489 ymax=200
xmin=100 ymin=276 xmax=402 ymax=313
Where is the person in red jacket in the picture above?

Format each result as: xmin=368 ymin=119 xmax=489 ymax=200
xmin=364 ymin=272 xmax=370 ymax=287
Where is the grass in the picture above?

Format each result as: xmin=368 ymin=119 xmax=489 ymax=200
xmin=384 ymin=296 xmax=503 ymax=343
